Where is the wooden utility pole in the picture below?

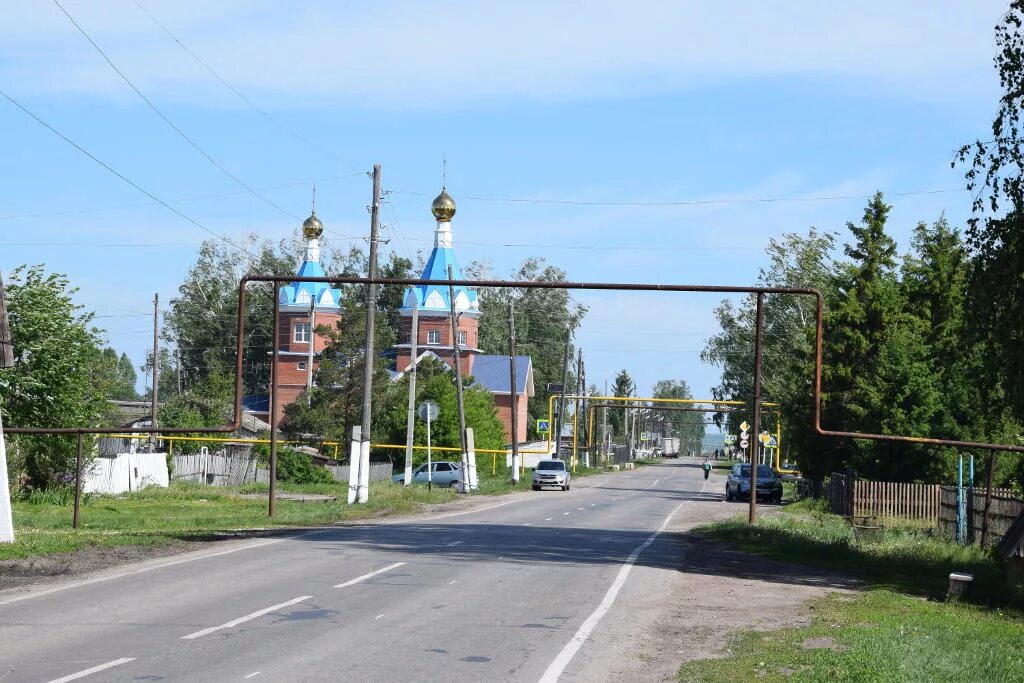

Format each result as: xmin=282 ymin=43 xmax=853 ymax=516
xmin=306 ymin=298 xmax=316 ymax=405
xmin=555 ymin=325 xmax=571 ymax=458
xmin=508 ymin=298 xmax=519 ymax=482
xmin=573 ymin=348 xmax=582 ymax=466
xmin=0 ymin=271 xmax=12 ymax=369
xmin=150 ymin=293 xmax=159 ymax=452
xmin=0 ymin=271 xmax=14 ymax=543
xmin=403 ymin=300 xmax=419 ymax=486
xmin=175 ymin=349 xmax=182 ymax=396
xmin=357 ymin=164 xmax=382 ymax=504
xmin=447 ymin=265 xmax=469 ymax=476
xmin=980 ymin=451 xmax=999 ymax=547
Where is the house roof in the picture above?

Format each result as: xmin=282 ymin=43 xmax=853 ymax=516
xmin=401 ymin=246 xmax=479 ymax=315
xmin=279 ymin=254 xmax=342 ymax=311
xmin=469 ymin=354 xmax=534 ymax=396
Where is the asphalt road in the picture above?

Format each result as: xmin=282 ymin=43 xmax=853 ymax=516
xmin=0 ymin=459 xmax=719 ymax=682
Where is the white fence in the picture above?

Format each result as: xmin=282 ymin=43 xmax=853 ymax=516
xmin=173 ymin=449 xmax=257 ymax=487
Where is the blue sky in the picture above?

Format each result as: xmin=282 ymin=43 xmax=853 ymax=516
xmin=0 ymin=1 xmax=1007 ymax=419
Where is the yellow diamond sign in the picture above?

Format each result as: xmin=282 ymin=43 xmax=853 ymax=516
xmin=739 ymin=421 xmax=750 ymax=432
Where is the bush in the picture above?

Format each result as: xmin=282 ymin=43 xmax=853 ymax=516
xmin=274 ymin=447 xmax=335 ymax=485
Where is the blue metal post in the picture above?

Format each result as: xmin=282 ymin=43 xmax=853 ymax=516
xmin=969 ymin=454 xmax=975 ymax=488
xmin=957 ymin=454 xmax=965 ymax=544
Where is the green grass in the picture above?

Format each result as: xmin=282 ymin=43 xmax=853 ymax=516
xmin=3 ymin=462 xmax=608 ymax=561
xmin=695 ymin=498 xmax=1014 ymax=604
xmin=677 ymin=589 xmax=1024 ymax=683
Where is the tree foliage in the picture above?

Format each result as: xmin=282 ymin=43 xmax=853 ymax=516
xmin=472 ymin=257 xmax=587 ymax=439
xmin=0 ymin=266 xmax=107 ymax=487
xmin=651 ymin=379 xmax=705 ymax=451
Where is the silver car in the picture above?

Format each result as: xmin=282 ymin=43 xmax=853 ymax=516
xmin=532 ymin=459 xmax=571 ymax=491
xmin=392 ymin=461 xmax=462 ymax=487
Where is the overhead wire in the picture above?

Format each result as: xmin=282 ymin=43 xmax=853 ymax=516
xmin=52 ymin=0 xmax=299 ymax=220
xmin=131 ymin=0 xmax=358 ymax=173
xmin=387 ymin=186 xmax=967 ymax=208
xmin=0 ymin=87 xmax=259 ymax=259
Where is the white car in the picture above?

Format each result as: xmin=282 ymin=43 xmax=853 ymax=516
xmin=532 ymin=460 xmax=570 ymax=491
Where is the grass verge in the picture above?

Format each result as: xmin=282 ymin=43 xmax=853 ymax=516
xmin=677 ymin=589 xmax=1024 ymax=683
xmin=695 ymin=498 xmax=1013 ymax=604
xmin=3 ymin=463 xmax=608 ymax=561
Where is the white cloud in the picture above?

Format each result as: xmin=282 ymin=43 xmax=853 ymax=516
xmin=1 ymin=0 xmax=1004 ymax=106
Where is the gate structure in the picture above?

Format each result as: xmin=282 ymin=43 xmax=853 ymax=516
xmin=7 ymin=274 xmax=1024 ymax=530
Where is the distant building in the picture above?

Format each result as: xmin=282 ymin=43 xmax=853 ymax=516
xmin=393 ymin=189 xmax=534 ymax=444
xmin=270 ymin=210 xmax=342 ymax=426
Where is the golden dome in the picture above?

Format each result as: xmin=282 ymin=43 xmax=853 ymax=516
xmin=302 ymin=211 xmax=323 ymax=239
xmin=431 ymin=188 xmax=456 ymax=221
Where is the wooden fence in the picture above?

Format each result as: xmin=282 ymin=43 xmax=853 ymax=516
xmin=854 ymin=480 xmax=941 ymax=521
xmin=938 ymin=486 xmax=1024 ymax=547
xmin=256 ymin=462 xmax=393 ymax=485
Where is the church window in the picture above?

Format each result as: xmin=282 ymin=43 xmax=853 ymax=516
xmin=294 ymin=322 xmax=311 ymax=343
xmin=427 ymin=330 xmax=441 ymax=345
xmin=457 ymin=330 xmax=467 ymax=346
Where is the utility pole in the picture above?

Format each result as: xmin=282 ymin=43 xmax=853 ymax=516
xmin=573 ymin=348 xmax=582 ymax=467
xmin=150 ymin=293 xmax=159 ymax=452
xmin=447 ymin=265 xmax=469 ymax=476
xmin=580 ymin=350 xmax=587 ymax=466
xmin=357 ymin=164 xmax=382 ymax=504
xmin=555 ymin=324 xmax=571 ymax=458
xmin=306 ymin=298 xmax=316 ymax=405
xmin=508 ymin=298 xmax=520 ymax=483
xmin=0 ymin=271 xmax=12 ymax=369
xmin=175 ymin=348 xmax=182 ymax=396
xmin=749 ymin=292 xmax=765 ymax=524
xmin=403 ymin=299 xmax=419 ymax=486
xmin=0 ymin=271 xmax=14 ymax=543
xmin=603 ymin=378 xmax=609 ymax=464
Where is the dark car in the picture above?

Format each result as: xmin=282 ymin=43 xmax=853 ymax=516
xmin=725 ymin=463 xmax=783 ymax=504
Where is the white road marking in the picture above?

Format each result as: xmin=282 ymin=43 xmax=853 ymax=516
xmin=590 ymin=504 xmax=595 ymax=506
xmin=449 ymin=580 xmax=456 ymax=585
xmin=577 ymin=507 xmax=584 ymax=510
xmin=244 ymin=673 xmax=261 ymax=680
xmin=646 ymin=478 xmax=660 ymax=489
xmin=47 ymin=658 xmax=136 ymax=683
xmin=539 ymin=502 xmax=683 ymax=683
xmin=375 ymin=614 xmax=384 ymax=620
xmin=445 ymin=540 xmax=464 ymax=547
xmin=182 ymin=595 xmax=312 ymax=640
xmin=523 ymin=523 xmax=532 ymax=526
xmin=334 ymin=562 xmax=406 ymax=589
xmin=544 ymin=517 xmax=553 ymax=521
xmin=563 ymin=512 xmax=570 ymax=515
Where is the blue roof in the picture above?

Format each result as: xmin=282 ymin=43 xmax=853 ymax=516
xmin=402 ymin=246 xmax=479 ymax=314
xmin=469 ymin=355 xmax=533 ymax=395
xmin=279 ymin=257 xmax=342 ymax=309
xmin=243 ymin=395 xmax=269 ymax=413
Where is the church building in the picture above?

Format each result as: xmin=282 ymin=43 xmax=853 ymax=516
xmin=262 ymin=189 xmax=534 ymax=444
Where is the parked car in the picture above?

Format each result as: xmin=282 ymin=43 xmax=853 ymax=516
xmin=725 ymin=463 xmax=783 ymax=504
xmin=532 ymin=459 xmax=571 ymax=491
xmin=392 ymin=461 xmax=462 ymax=487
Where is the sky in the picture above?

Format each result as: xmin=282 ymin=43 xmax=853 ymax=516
xmin=0 ymin=0 xmax=1008 ymax=426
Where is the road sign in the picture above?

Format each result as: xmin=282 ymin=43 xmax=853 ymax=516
xmin=739 ymin=421 xmax=750 ymax=432
xmin=768 ymin=436 xmax=778 ymax=448
xmin=547 ymin=383 xmax=564 ymax=393
xmin=536 ymin=419 xmax=550 ymax=433
xmin=759 ymin=431 xmax=771 ymax=445
xmin=724 ymin=434 xmax=737 ymax=445
xmin=417 ymin=400 xmax=439 ymax=422
xmin=739 ymin=438 xmax=749 ymax=449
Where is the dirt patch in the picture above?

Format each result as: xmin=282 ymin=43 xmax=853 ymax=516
xmin=568 ymin=497 xmax=859 ymax=683
xmin=801 ymin=636 xmax=847 ymax=651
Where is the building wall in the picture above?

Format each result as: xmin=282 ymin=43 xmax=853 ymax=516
xmin=493 ymin=392 xmax=530 ymax=444
xmin=395 ymin=313 xmax=479 ymax=375
xmin=271 ymin=309 xmax=340 ymax=426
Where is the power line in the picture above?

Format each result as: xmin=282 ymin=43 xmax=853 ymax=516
xmin=0 ymin=173 xmax=364 ymax=222
xmin=131 ymin=0 xmax=358 ymax=172
xmin=0 ymin=87 xmax=258 ymax=259
xmin=387 ymin=186 xmax=967 ymax=208
xmin=53 ymin=0 xmax=299 ymax=220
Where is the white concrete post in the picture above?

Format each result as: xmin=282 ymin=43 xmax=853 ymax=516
xmin=347 ymin=425 xmax=361 ymax=505
xmin=465 ymin=427 xmax=479 ymax=491
xmin=357 ymin=440 xmax=370 ymax=504
xmin=0 ymin=409 xmax=14 ymax=542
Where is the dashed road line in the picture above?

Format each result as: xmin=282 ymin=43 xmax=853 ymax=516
xmin=47 ymin=658 xmax=136 ymax=683
xmin=182 ymin=595 xmax=312 ymax=640
xmin=244 ymin=673 xmax=261 ymax=680
xmin=334 ymin=562 xmax=406 ymax=589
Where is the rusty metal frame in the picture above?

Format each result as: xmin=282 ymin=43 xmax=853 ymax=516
xmin=6 ymin=273 xmax=1021 ymax=528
